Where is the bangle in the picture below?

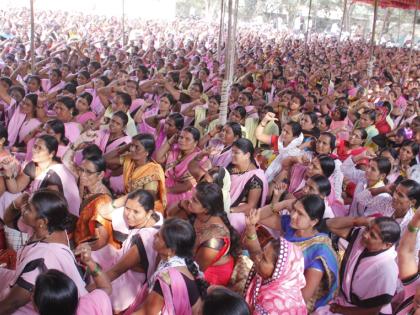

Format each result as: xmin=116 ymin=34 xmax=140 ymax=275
xmin=260 ymin=122 xmax=267 ymax=127
xmin=270 ymin=202 xmax=276 ymax=214
xmin=87 ymin=263 xmax=101 ymax=277
xmin=408 ymin=223 xmax=419 ymax=233
xmin=246 ymin=234 xmax=258 ymax=241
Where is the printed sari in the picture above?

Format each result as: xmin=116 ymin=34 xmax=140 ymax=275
xmin=123 ymin=157 xmax=167 ymax=212
xmin=244 ymin=237 xmax=307 ymax=315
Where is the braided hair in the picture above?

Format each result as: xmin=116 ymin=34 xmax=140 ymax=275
xmin=161 ymin=218 xmax=208 ymax=298
xmin=194 ymin=182 xmax=242 ymax=259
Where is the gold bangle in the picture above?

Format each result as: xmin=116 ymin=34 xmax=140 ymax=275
xmin=246 ymin=234 xmax=258 ymax=241
xmin=270 ymin=202 xmax=276 ymax=214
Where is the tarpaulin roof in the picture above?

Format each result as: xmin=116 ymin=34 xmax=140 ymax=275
xmin=353 ymin=0 xmax=420 ymax=10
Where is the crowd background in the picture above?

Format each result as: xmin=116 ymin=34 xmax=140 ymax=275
xmin=0 ymin=2 xmax=418 ymax=315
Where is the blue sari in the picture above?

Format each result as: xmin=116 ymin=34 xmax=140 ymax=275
xmin=281 ymin=215 xmax=339 ymax=312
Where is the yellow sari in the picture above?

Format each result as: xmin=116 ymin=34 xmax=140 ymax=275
xmin=123 ymin=157 xmax=167 ymax=212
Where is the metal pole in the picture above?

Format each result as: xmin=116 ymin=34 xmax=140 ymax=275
xmin=305 ymin=0 xmax=313 ymax=44
xmin=219 ymin=0 xmax=233 ymax=126
xmin=30 ymin=0 xmax=35 ymax=74
xmin=406 ymin=0 xmax=419 ymax=83
xmin=339 ymin=0 xmax=348 ymax=42
xmin=122 ymin=0 xmax=126 ymax=46
xmin=228 ymin=0 xmax=239 ymax=84
xmin=369 ymin=0 xmax=379 ymax=58
xmin=217 ymin=0 xmax=225 ymax=62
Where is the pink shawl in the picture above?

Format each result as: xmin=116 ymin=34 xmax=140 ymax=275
xmin=64 ymin=122 xmax=81 ymax=143
xmin=30 ymin=164 xmax=81 ymax=216
xmin=210 ymin=143 xmax=232 ymax=168
xmin=86 ymin=88 xmax=105 ymax=116
xmin=95 ymin=130 xmax=132 ymax=154
xmin=165 ymin=147 xmax=201 ymax=206
xmin=230 ymin=169 xmax=268 ymax=208
xmin=7 ymin=109 xmax=41 ymax=146
xmin=76 ymin=290 xmax=113 ymax=315
xmin=75 ymin=111 xmax=96 ymax=125
xmin=244 ymin=238 xmax=307 ymax=314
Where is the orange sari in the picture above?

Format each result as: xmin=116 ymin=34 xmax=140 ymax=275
xmin=123 ymin=158 xmax=167 ymax=212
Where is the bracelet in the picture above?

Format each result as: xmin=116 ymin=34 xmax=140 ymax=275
xmin=270 ymin=202 xmax=276 ymax=214
xmin=260 ymin=122 xmax=267 ymax=127
xmin=407 ymin=223 xmax=420 ymax=233
xmin=87 ymin=263 xmax=101 ymax=277
xmin=246 ymin=234 xmax=258 ymax=241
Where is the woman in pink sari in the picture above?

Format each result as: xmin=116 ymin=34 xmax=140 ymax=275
xmin=126 ymin=218 xmax=207 ymax=315
xmin=53 ymin=96 xmax=82 ymax=143
xmin=228 ymin=138 xmax=269 ymax=213
xmin=74 ymin=92 xmax=96 ymax=130
xmin=156 ymin=126 xmax=203 ymax=207
xmin=199 ymin=122 xmax=242 ymax=168
xmin=315 ymin=217 xmax=401 ymax=315
xmin=244 ymin=209 xmax=307 ymax=315
xmin=95 ymin=111 xmax=132 ymax=194
xmin=7 ymin=93 xmax=41 ymax=150
xmin=0 ymin=134 xmax=80 ymax=218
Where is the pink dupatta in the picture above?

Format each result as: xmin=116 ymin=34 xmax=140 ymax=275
xmin=64 ymin=122 xmax=82 ymax=143
xmin=230 ymin=169 xmax=268 ymax=208
xmin=7 ymin=109 xmax=41 ymax=146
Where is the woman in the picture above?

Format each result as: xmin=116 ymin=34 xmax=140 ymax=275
xmin=395 ymin=207 xmax=420 ymax=315
xmin=202 ymin=287 xmax=250 ymax=315
xmin=256 ymin=113 xmax=304 ymax=183
xmin=91 ymin=189 xmax=163 ymax=313
xmin=199 ymin=122 xmax=242 ymax=168
xmin=7 ymin=93 xmax=42 ymax=150
xmin=126 ymin=218 xmax=207 ymax=315
xmin=33 ymin=246 xmax=112 ymax=315
xmin=255 ymin=194 xmax=339 ymax=312
xmin=181 ymin=95 xmax=219 ymax=135
xmin=229 ymin=138 xmax=268 ymax=213
xmin=0 ymin=190 xmax=87 ymax=315
xmin=106 ymin=133 xmax=166 ymax=212
xmin=315 ymin=216 xmax=400 ymax=314
xmin=1 ymin=134 xmax=80 ymax=217
xmin=244 ymin=209 xmax=307 ymax=314
xmin=24 ymin=119 xmax=70 ymax=162
xmin=397 ymin=141 xmax=419 ymax=181
xmin=53 ymin=96 xmax=82 ymax=143
xmin=95 ymin=111 xmax=132 ymax=194
xmin=186 ymin=182 xmax=240 ymax=285
xmin=300 ymin=111 xmax=320 ymax=144
xmin=336 ymin=128 xmax=367 ymax=162
xmin=74 ymin=92 xmax=96 ymax=129
xmin=156 ymin=126 xmax=205 ymax=207
xmin=153 ymin=113 xmax=184 ymax=155
xmin=342 ymin=156 xmax=394 ymax=217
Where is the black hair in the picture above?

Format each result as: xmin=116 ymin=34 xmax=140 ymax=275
xmin=401 ymin=141 xmax=420 ymax=162
xmin=354 ymin=128 xmax=368 ymax=141
xmin=89 ymin=61 xmax=101 ymax=70
xmin=62 ymin=83 xmax=76 ymax=95
xmin=320 ymin=114 xmax=332 ymax=127
xmin=46 ymin=120 xmax=69 ymax=146
xmin=161 ymin=218 xmax=208 ymax=298
xmin=183 ymin=126 xmax=200 ymax=142
xmin=85 ymin=155 xmax=106 ymax=173
xmin=81 ymin=144 xmax=102 ymax=159
xmin=232 ymin=138 xmax=257 ymax=167
xmin=132 ymin=133 xmax=155 ymax=160
xmin=10 ymin=85 xmax=26 ymax=99
xmin=167 ymin=71 xmax=180 ymax=84
xmin=99 ymin=75 xmax=110 ymax=86
xmin=57 ymin=96 xmax=76 ymax=113
xmin=0 ymin=76 xmax=13 ymax=88
xmin=126 ymin=189 xmax=154 ymax=212
xmin=27 ymin=75 xmax=42 ymax=88
xmin=309 ymin=174 xmax=331 ymax=197
xmin=202 ymin=287 xmax=250 ymax=315
xmin=33 ymin=269 xmax=78 ymax=315
xmin=25 ymin=93 xmax=38 ymax=109
xmin=116 ymin=91 xmax=132 ymax=107
xmin=234 ymin=106 xmax=247 ymax=119
xmin=37 ymin=134 xmax=59 ymax=158
xmin=195 ymin=183 xmax=241 ymax=259
xmin=373 ymin=157 xmax=392 ymax=177
xmin=161 ymin=93 xmax=177 ymax=107
xmin=78 ymin=70 xmax=90 ymax=81
xmin=168 ymin=113 xmax=184 ymax=131
xmin=209 ymin=94 xmax=221 ymax=105
xmin=113 ymin=110 xmax=129 ymax=127
xmin=304 ymin=111 xmax=319 ymax=127
xmin=240 ymin=91 xmax=253 ymax=103
xmin=316 ymin=154 xmax=336 ymax=178
xmin=226 ymin=122 xmax=242 ymax=139
xmin=78 ymin=92 xmax=93 ymax=106
xmin=374 ymin=217 xmax=401 ymax=244
xmin=399 ymin=179 xmax=420 ymax=208
xmin=30 ymin=189 xmax=70 ymax=233
xmin=50 ymin=68 xmax=62 ymax=79
xmin=380 ymin=147 xmax=399 ymax=160
xmin=335 ymin=106 xmax=348 ymax=120
xmin=319 ymin=132 xmax=336 ymax=151
xmin=0 ymin=122 xmax=8 ymax=146
xmin=297 ymin=194 xmax=325 ymax=230
xmin=362 ymin=109 xmax=376 ymax=122
xmin=287 ymin=121 xmax=302 ymax=137
xmin=292 ymin=92 xmax=306 ymax=106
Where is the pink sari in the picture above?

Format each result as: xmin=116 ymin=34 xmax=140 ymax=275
xmin=7 ymin=109 xmax=41 ymax=146
xmin=86 ymin=88 xmax=105 ymax=116
xmin=76 ymin=290 xmax=113 ymax=315
xmin=244 ymin=237 xmax=307 ymax=315
xmin=230 ymin=169 xmax=268 ymax=208
xmin=64 ymin=122 xmax=82 ymax=143
xmin=95 ymin=130 xmax=132 ymax=194
xmin=210 ymin=142 xmax=233 ymax=168
xmin=75 ymin=111 xmax=96 ymax=125
xmin=124 ymin=267 xmax=194 ymax=315
xmin=314 ymin=228 xmax=398 ymax=315
xmin=165 ymin=146 xmax=201 ymax=206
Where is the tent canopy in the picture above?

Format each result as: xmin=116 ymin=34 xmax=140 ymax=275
xmin=353 ymin=0 xmax=420 ymax=10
